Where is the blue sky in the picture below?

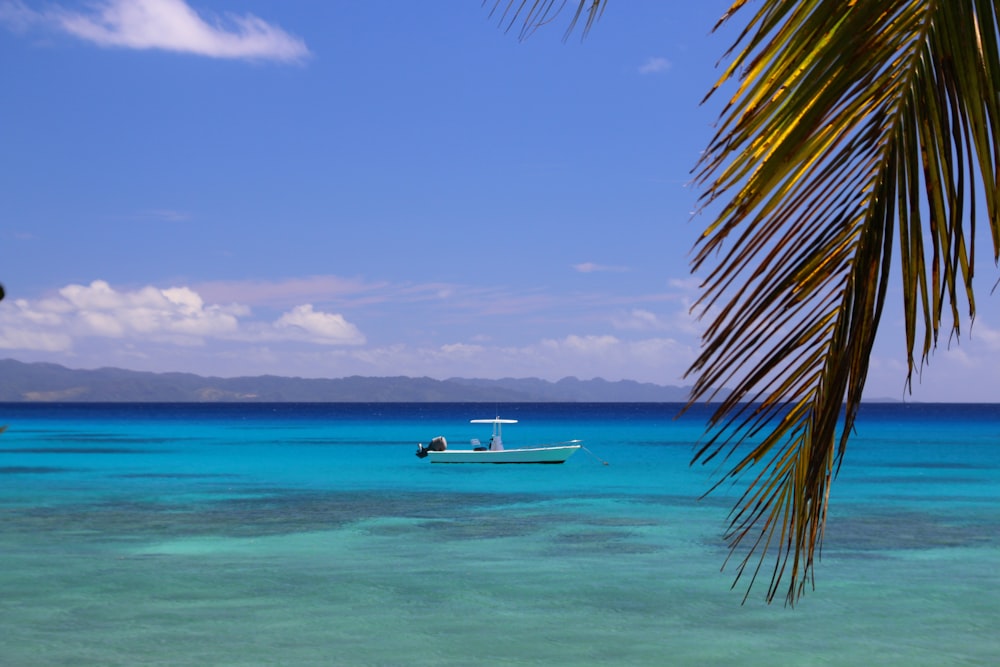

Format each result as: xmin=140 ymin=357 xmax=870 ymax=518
xmin=1 ymin=0 xmax=999 ymax=401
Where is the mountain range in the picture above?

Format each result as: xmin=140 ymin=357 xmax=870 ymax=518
xmin=0 ymin=359 xmax=699 ymax=402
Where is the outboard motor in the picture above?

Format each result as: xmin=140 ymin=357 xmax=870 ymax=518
xmin=416 ymin=435 xmax=447 ymax=458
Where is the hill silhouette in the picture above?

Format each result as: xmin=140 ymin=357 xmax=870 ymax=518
xmin=0 ymin=359 xmax=697 ymax=402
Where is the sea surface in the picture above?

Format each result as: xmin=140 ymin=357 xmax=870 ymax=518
xmin=1 ymin=402 xmax=997 ymax=666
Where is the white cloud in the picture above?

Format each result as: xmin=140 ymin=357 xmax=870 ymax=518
xmin=3 ymin=0 xmax=309 ymax=63
xmin=668 ymin=277 xmax=700 ymax=291
xmin=274 ymin=304 xmax=365 ymax=345
xmin=612 ymin=309 xmax=667 ymax=332
xmin=179 ymin=332 xmax=695 ymax=386
xmin=967 ymin=319 xmax=1000 ymax=350
xmin=507 ymin=334 xmax=692 ymax=384
xmin=573 ymin=262 xmax=629 ymax=274
xmin=557 ymin=333 xmax=619 ymax=353
xmin=347 ymin=334 xmax=694 ymax=385
xmin=0 ymin=326 xmax=72 ymax=352
xmin=439 ymin=342 xmax=485 ymax=358
xmin=0 ymin=274 xmax=714 ymax=385
xmin=193 ymin=275 xmax=383 ymax=308
xmin=32 ymin=280 xmax=245 ymax=342
xmin=638 ymin=57 xmax=671 ymax=74
xmin=0 ymin=280 xmax=364 ymax=351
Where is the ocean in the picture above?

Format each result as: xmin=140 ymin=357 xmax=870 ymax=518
xmin=1 ymin=402 xmax=997 ymax=666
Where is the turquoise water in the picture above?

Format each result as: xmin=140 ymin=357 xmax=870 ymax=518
xmin=1 ymin=402 xmax=998 ymax=666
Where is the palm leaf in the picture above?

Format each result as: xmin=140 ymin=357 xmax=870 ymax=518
xmin=495 ymin=0 xmax=1000 ymax=605
xmin=690 ymin=0 xmax=1000 ymax=604
xmin=486 ymin=0 xmax=606 ymax=41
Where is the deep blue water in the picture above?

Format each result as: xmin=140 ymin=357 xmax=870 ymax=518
xmin=1 ymin=402 xmax=998 ymax=666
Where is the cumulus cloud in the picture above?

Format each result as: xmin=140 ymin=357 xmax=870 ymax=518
xmin=0 ymin=276 xmax=710 ymax=386
xmin=2 ymin=0 xmax=310 ymax=63
xmin=0 ymin=280 xmax=363 ymax=351
xmin=3 ymin=280 xmax=245 ymax=346
xmin=274 ymin=304 xmax=365 ymax=345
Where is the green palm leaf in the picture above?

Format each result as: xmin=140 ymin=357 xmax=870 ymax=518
xmin=690 ymin=0 xmax=1000 ymax=604
xmin=495 ymin=0 xmax=1000 ymax=604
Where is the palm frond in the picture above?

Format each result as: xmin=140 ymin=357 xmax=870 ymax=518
xmin=690 ymin=0 xmax=1000 ymax=604
xmin=485 ymin=0 xmax=606 ymax=41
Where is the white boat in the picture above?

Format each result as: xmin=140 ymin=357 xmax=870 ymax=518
xmin=416 ymin=417 xmax=581 ymax=464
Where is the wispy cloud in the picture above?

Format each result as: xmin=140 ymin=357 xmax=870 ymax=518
xmin=1 ymin=0 xmax=310 ymax=63
xmin=106 ymin=209 xmax=194 ymax=223
xmin=638 ymin=57 xmax=671 ymax=74
xmin=573 ymin=262 xmax=629 ymax=274
xmin=0 ymin=0 xmax=35 ymax=31
xmin=612 ymin=308 xmax=671 ymax=332
xmin=304 ymin=334 xmax=694 ymax=385
xmin=192 ymin=275 xmax=562 ymax=318
xmin=431 ymin=334 xmax=691 ymax=384
xmin=193 ymin=275 xmax=393 ymax=309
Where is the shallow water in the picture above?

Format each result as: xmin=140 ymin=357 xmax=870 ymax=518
xmin=1 ymin=402 xmax=998 ymax=665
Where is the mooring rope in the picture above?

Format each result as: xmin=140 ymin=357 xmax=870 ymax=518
xmin=531 ymin=439 xmax=608 ymax=465
xmin=581 ymin=445 xmax=609 ymax=466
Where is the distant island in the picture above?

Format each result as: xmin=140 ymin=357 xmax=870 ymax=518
xmin=0 ymin=359 xmax=700 ymax=403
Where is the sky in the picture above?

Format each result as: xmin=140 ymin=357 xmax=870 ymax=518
xmin=2 ymin=0 xmax=1000 ymax=402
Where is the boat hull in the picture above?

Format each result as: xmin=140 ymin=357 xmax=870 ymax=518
xmin=427 ymin=445 xmax=580 ymax=464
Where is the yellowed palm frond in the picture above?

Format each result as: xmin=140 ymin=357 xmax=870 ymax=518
xmin=690 ymin=0 xmax=1000 ymax=604
xmin=496 ymin=0 xmax=1000 ymax=605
